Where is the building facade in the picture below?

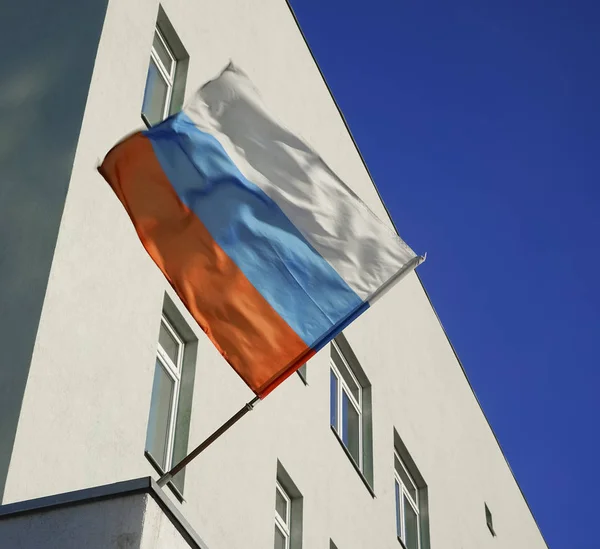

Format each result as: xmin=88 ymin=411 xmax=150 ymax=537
xmin=0 ymin=0 xmax=548 ymax=548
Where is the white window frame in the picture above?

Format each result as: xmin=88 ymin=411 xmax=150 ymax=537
xmin=275 ymin=481 xmax=292 ymax=549
xmin=154 ymin=314 xmax=184 ymax=470
xmin=395 ymin=450 xmax=421 ymax=549
xmin=148 ymin=27 xmax=177 ymax=121
xmin=330 ymin=340 xmax=363 ymax=470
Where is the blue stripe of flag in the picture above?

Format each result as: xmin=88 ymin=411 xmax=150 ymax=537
xmin=144 ymin=113 xmax=364 ymax=347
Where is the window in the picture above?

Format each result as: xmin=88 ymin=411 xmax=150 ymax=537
xmin=145 ymin=301 xmax=198 ymax=496
xmin=142 ymin=28 xmax=176 ymax=126
xmin=485 ymin=503 xmax=496 ymax=536
xmin=394 ymin=432 xmax=430 ymax=549
xmin=274 ymin=462 xmax=303 ymax=549
xmin=141 ymin=10 xmax=188 ymax=127
xmin=330 ymin=340 xmax=370 ymax=469
xmin=395 ymin=451 xmax=420 ymax=549
xmin=329 ymin=337 xmax=374 ymax=490
xmin=146 ymin=315 xmax=183 ymax=471
xmin=275 ymin=481 xmax=292 ymax=549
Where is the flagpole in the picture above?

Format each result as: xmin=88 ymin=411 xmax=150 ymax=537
xmin=157 ymin=396 xmax=261 ymax=487
xmin=368 ymin=254 xmax=426 ymax=306
xmin=156 ymin=257 xmax=425 ymax=489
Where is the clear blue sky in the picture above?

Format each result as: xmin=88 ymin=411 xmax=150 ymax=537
xmin=289 ymin=1 xmax=599 ymax=547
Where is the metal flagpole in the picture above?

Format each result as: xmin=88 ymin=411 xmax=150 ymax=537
xmin=368 ymin=254 xmax=426 ymax=306
xmin=157 ymin=396 xmax=261 ymax=487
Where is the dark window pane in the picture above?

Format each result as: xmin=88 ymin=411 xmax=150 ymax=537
xmin=395 ymin=480 xmax=402 ymax=537
xmin=145 ymin=361 xmax=175 ymax=468
xmin=274 ymin=525 xmax=287 ymax=549
xmin=170 ymin=388 xmax=189 ymax=494
xmin=332 ymin=345 xmax=360 ymax=401
xmin=142 ymin=58 xmax=169 ymax=125
xmin=342 ymin=391 xmax=360 ymax=464
xmin=395 ymin=454 xmax=418 ymax=502
xmin=275 ymin=488 xmax=288 ymax=524
xmin=153 ymin=31 xmax=173 ymax=75
xmin=404 ymin=496 xmax=419 ymax=549
xmin=330 ymin=369 xmax=338 ymax=429
xmin=158 ymin=320 xmax=179 ymax=365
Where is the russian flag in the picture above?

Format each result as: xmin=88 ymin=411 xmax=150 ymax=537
xmin=99 ymin=64 xmax=421 ymax=398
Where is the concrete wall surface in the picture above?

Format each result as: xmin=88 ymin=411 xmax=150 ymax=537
xmin=0 ymin=488 xmax=201 ymax=549
xmin=140 ymin=496 xmax=199 ymax=549
xmin=0 ymin=494 xmax=147 ymax=549
xmin=1 ymin=0 xmax=548 ymax=549
xmin=0 ymin=0 xmax=109 ymax=501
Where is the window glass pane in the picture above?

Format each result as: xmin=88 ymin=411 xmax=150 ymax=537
xmin=404 ymin=496 xmax=419 ymax=549
xmin=142 ymin=58 xmax=169 ymax=126
xmin=395 ymin=454 xmax=418 ymax=502
xmin=330 ymin=369 xmax=338 ymax=429
xmin=274 ymin=525 xmax=287 ymax=549
xmin=158 ymin=320 xmax=180 ymax=365
xmin=342 ymin=391 xmax=360 ymax=464
xmin=153 ymin=31 xmax=174 ymax=76
xmin=170 ymin=388 xmax=190 ymax=494
xmin=332 ymin=346 xmax=360 ymax=401
xmin=395 ymin=480 xmax=402 ymax=538
xmin=145 ymin=361 xmax=175 ymax=468
xmin=275 ymin=487 xmax=288 ymax=523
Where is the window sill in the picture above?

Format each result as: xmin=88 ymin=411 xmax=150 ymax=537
xmin=144 ymin=451 xmax=185 ymax=503
xmin=330 ymin=426 xmax=375 ymax=498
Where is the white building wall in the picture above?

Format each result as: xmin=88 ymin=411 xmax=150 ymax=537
xmin=2 ymin=1 xmax=547 ymax=549
xmin=140 ymin=496 xmax=200 ymax=549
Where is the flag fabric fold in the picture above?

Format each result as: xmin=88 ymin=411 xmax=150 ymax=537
xmin=99 ymin=63 xmax=419 ymax=397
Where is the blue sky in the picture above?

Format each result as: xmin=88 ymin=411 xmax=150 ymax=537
xmin=289 ymin=1 xmax=599 ymax=547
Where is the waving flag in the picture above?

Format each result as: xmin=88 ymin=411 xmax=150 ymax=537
xmin=99 ymin=63 xmax=422 ymax=397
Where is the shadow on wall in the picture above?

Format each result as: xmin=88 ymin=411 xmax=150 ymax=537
xmin=0 ymin=0 xmax=109 ymax=501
